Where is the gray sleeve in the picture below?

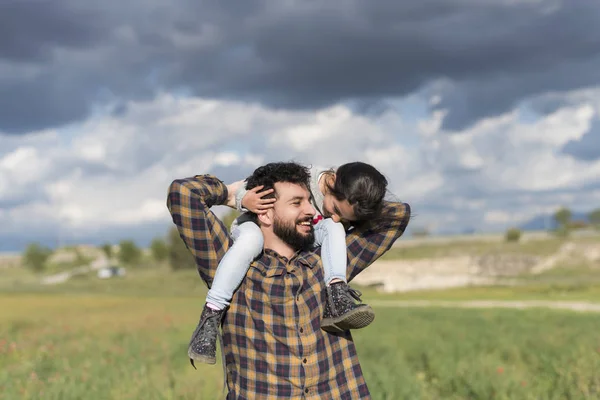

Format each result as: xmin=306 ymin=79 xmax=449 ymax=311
xmin=309 ymin=164 xmax=333 ymax=213
xmin=310 ymin=164 xmax=328 ymax=178
xmin=235 ymin=180 xmax=249 ymax=212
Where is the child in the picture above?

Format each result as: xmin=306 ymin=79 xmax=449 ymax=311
xmin=188 ymin=162 xmax=389 ymax=365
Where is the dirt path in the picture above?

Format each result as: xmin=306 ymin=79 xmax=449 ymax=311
xmin=370 ymin=299 xmax=600 ymax=313
xmin=40 ymin=255 xmax=110 ymax=285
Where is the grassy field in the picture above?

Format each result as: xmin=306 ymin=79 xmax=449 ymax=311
xmin=4 ymin=261 xmax=600 ymax=303
xmin=2 ymin=291 xmax=600 ymax=400
xmin=380 ymin=235 xmax=598 ymax=260
xmin=2 ymin=234 xmax=600 ymax=399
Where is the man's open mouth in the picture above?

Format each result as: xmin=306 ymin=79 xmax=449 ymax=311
xmin=297 ymin=219 xmax=313 ymax=231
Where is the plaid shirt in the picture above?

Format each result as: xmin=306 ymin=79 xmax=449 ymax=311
xmin=167 ymin=175 xmax=411 ymax=399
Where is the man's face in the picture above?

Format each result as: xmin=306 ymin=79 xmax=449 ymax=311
xmin=271 ymin=182 xmax=316 ymax=251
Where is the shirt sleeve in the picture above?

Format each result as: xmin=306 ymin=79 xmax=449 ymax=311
xmin=166 ymin=174 xmax=232 ymax=288
xmin=310 ymin=164 xmax=334 ymax=180
xmin=345 ymin=201 xmax=411 ymax=281
xmin=234 ymin=180 xmax=250 ymax=213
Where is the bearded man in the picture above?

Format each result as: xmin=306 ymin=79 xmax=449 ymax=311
xmin=167 ymin=161 xmax=410 ymax=399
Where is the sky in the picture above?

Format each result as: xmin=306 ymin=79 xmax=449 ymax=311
xmin=1 ymin=0 xmax=600 ymax=251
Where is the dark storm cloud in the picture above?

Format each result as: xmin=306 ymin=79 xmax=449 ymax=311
xmin=2 ymin=0 xmax=600 ymax=133
xmin=0 ymin=1 xmax=106 ymax=62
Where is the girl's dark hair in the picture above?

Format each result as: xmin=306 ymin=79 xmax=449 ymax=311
xmin=325 ymin=162 xmax=388 ymax=226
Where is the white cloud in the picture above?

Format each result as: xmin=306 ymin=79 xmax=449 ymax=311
xmin=2 ymin=88 xmax=600 ymax=249
xmin=422 ymin=101 xmax=600 ymax=192
xmin=213 ymin=152 xmax=241 ymax=167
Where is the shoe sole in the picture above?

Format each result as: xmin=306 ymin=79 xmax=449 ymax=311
xmin=188 ymin=348 xmax=216 ymax=365
xmin=321 ymin=305 xmax=375 ymax=333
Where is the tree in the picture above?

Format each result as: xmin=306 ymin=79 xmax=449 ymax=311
xmin=100 ymin=243 xmax=113 ymax=259
xmin=412 ymin=226 xmax=430 ymax=238
xmin=118 ymin=240 xmax=142 ymax=265
xmin=553 ymin=207 xmax=572 ymax=228
xmin=150 ymin=237 xmax=168 ymax=262
xmin=589 ymin=208 xmax=600 ymax=228
xmin=22 ymin=243 xmax=53 ymax=273
xmin=222 ymin=209 xmax=240 ymax=232
xmin=167 ymin=227 xmax=196 ymax=271
xmin=505 ymin=227 xmax=521 ymax=242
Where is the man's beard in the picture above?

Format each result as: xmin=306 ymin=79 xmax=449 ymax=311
xmin=273 ymin=215 xmax=315 ymax=252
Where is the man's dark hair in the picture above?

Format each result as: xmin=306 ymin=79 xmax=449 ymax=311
xmin=325 ymin=161 xmax=388 ymax=224
xmin=245 ymin=162 xmax=311 ymax=200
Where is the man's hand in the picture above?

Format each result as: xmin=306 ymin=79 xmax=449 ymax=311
xmin=241 ymin=186 xmax=276 ymax=214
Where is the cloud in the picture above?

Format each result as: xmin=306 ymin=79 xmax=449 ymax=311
xmin=2 ymin=87 xmax=600 ymax=250
xmin=0 ymin=1 xmax=107 ymax=62
xmin=0 ymin=94 xmax=281 ymax=238
xmin=403 ymin=92 xmax=600 ymax=232
xmin=0 ymin=94 xmax=421 ymax=249
xmin=3 ymin=0 xmax=600 ymax=133
xmin=562 ymin=117 xmax=600 ymax=161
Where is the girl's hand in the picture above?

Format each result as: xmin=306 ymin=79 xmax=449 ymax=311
xmin=242 ymin=185 xmax=276 ymax=214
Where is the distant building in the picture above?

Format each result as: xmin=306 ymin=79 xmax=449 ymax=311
xmin=97 ymin=266 xmax=126 ymax=279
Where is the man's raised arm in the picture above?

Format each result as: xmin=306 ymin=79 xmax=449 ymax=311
xmin=166 ymin=174 xmax=242 ymax=288
xmin=345 ymin=201 xmax=411 ymax=282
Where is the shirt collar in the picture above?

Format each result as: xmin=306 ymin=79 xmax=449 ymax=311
xmin=262 ymin=248 xmax=317 ymax=269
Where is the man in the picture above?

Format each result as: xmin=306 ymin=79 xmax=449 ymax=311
xmin=167 ymin=162 xmax=410 ymax=399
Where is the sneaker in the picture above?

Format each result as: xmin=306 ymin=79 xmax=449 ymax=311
xmin=188 ymin=304 xmax=226 ymax=367
xmin=321 ymin=282 xmax=375 ymax=333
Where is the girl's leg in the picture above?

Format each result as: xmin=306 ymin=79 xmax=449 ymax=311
xmin=315 ymin=218 xmax=375 ymax=333
xmin=205 ymin=220 xmax=263 ymax=310
xmin=313 ymin=218 xmax=348 ymax=285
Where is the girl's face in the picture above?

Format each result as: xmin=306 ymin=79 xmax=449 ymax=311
xmin=322 ymin=193 xmax=356 ymax=224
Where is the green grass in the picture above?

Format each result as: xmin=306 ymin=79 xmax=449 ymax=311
xmin=1 ymin=235 xmax=599 ymax=398
xmin=357 ymin=307 xmax=600 ymax=400
xmin=0 ymin=294 xmax=220 ymax=400
xmin=380 ymin=238 xmax=564 ymax=260
xmin=1 ymin=293 xmax=600 ymax=399
xmin=4 ymin=261 xmax=600 ymax=303
xmin=0 ymin=266 xmax=205 ymax=297
xmin=364 ymin=282 xmax=600 ymax=302
xmin=0 ymin=257 xmax=180 ymax=294
xmin=381 ymin=235 xmax=600 ymax=260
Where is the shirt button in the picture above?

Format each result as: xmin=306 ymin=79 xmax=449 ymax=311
xmin=303 ymin=358 xmax=307 ymax=364
xmin=299 ymin=328 xmax=304 ymax=333
xmin=305 ymin=388 xmax=309 ymax=393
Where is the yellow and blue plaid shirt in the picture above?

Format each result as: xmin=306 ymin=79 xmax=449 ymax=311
xmin=167 ymin=174 xmax=411 ymax=399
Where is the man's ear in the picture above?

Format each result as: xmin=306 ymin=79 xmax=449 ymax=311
xmin=257 ymin=209 xmax=274 ymax=226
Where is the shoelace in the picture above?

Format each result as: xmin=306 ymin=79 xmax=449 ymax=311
xmin=346 ymin=286 xmax=364 ymax=303
xmin=327 ymin=284 xmax=364 ymax=317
